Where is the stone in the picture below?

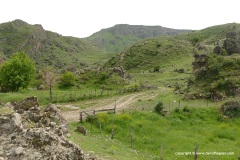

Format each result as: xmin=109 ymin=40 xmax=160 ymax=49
xmin=37 ymin=85 xmax=45 ymax=90
xmin=49 ymin=122 xmax=56 ymax=127
xmin=10 ymin=113 xmax=22 ymax=130
xmin=44 ymin=104 xmax=59 ymax=115
xmin=14 ymin=96 xmax=39 ymax=111
xmin=66 ymin=133 xmax=71 ymax=138
xmin=76 ymin=126 xmax=87 ymax=136
xmin=13 ymin=147 xmax=24 ymax=156
xmin=4 ymin=102 xmax=14 ymax=108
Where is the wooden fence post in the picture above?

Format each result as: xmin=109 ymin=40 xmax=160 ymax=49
xmin=80 ymin=112 xmax=83 ymax=123
xmin=55 ymin=93 xmax=58 ymax=103
xmin=194 ymin=142 xmax=198 ymax=160
xmin=114 ymin=100 xmax=116 ymax=114
xmin=111 ymin=113 xmax=115 ymax=139
xmin=169 ymin=101 xmax=170 ymax=110
xmin=62 ymin=93 xmax=67 ymax=102
xmin=91 ymin=116 xmax=93 ymax=130
xmin=130 ymin=127 xmax=133 ymax=148
xmin=97 ymin=115 xmax=102 ymax=133
xmin=160 ymin=143 xmax=164 ymax=160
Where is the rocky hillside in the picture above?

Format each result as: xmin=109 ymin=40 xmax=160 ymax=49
xmin=86 ymin=24 xmax=191 ymax=53
xmin=105 ymin=23 xmax=240 ymax=71
xmin=183 ymin=24 xmax=240 ymax=101
xmin=0 ymin=19 xmax=108 ymax=70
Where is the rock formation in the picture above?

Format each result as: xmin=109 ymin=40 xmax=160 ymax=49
xmin=0 ymin=97 xmax=90 ymax=160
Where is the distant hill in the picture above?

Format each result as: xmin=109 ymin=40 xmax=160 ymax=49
xmin=0 ymin=19 xmax=109 ymax=70
xmin=105 ymin=23 xmax=240 ymax=71
xmin=104 ymin=36 xmax=194 ymax=71
xmin=86 ymin=24 xmax=191 ymax=53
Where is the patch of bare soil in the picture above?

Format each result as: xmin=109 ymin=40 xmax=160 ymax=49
xmin=60 ymin=91 xmax=159 ymax=122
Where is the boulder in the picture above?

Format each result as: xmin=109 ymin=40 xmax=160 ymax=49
xmin=10 ymin=113 xmax=23 ymax=131
xmin=14 ymin=96 xmax=39 ymax=111
xmin=76 ymin=126 xmax=87 ymax=136
xmin=44 ymin=104 xmax=59 ymax=116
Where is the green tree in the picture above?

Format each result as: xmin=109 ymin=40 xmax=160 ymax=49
xmin=61 ymin=71 xmax=75 ymax=87
xmin=0 ymin=52 xmax=36 ymax=92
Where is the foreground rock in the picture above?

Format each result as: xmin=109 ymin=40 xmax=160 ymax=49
xmin=0 ymin=97 xmax=92 ymax=160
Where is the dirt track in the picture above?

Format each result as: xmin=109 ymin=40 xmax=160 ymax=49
xmin=60 ymin=91 xmax=159 ymax=122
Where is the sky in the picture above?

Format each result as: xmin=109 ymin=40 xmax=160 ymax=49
xmin=0 ymin=0 xmax=239 ymax=38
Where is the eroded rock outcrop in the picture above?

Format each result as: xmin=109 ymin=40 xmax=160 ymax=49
xmin=0 ymin=97 xmax=89 ymax=160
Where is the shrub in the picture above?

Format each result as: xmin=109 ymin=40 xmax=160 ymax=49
xmin=153 ymin=66 xmax=160 ymax=72
xmin=60 ymin=71 xmax=75 ymax=87
xmin=154 ymin=101 xmax=164 ymax=115
xmin=183 ymin=106 xmax=190 ymax=112
xmin=220 ymin=100 xmax=240 ymax=118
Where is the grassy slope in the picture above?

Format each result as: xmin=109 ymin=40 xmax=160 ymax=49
xmin=69 ymin=106 xmax=240 ymax=160
xmin=0 ymin=19 xmax=111 ymax=69
xmin=105 ymin=36 xmax=194 ymax=72
xmin=177 ymin=23 xmax=240 ymax=44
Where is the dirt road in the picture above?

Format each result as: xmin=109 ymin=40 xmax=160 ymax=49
xmin=60 ymin=90 xmax=160 ymax=122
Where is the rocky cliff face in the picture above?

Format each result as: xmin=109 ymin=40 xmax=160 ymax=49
xmin=0 ymin=97 xmax=89 ymax=160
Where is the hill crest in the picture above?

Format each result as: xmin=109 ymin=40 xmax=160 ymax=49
xmin=86 ymin=24 xmax=191 ymax=52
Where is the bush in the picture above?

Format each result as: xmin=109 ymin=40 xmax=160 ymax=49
xmin=183 ymin=106 xmax=190 ymax=112
xmin=154 ymin=101 xmax=163 ymax=115
xmin=60 ymin=71 xmax=75 ymax=87
xmin=153 ymin=66 xmax=160 ymax=72
xmin=220 ymin=100 xmax=240 ymax=118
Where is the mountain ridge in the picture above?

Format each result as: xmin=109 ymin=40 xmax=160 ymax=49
xmin=0 ymin=19 xmax=108 ymax=70
xmin=86 ymin=24 xmax=191 ymax=52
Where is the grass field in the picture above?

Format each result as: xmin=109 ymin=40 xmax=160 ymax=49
xmin=69 ymin=106 xmax=240 ymax=160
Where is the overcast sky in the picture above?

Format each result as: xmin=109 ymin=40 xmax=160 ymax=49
xmin=1 ymin=0 xmax=239 ymax=38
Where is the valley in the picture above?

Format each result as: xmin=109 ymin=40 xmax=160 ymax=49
xmin=0 ymin=20 xmax=240 ymax=159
